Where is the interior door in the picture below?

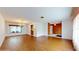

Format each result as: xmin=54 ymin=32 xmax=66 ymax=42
xmin=30 ymin=25 xmax=34 ymax=36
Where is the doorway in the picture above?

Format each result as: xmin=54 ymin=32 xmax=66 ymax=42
xmin=30 ymin=25 xmax=34 ymax=36
xmin=48 ymin=23 xmax=62 ymax=37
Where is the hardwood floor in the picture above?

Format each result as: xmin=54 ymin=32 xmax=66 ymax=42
xmin=0 ymin=35 xmax=75 ymax=51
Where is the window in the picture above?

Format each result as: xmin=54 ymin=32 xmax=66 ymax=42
xmin=9 ymin=25 xmax=22 ymax=33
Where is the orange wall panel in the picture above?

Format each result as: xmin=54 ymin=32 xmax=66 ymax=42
xmin=48 ymin=23 xmax=62 ymax=35
xmin=53 ymin=23 xmax=62 ymax=34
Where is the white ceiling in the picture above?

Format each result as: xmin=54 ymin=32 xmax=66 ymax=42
xmin=0 ymin=7 xmax=72 ymax=23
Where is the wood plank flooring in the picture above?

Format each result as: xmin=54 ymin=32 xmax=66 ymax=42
xmin=0 ymin=35 xmax=75 ymax=51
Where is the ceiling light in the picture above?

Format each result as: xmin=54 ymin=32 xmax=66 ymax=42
xmin=40 ymin=16 xmax=44 ymax=18
xmin=54 ymin=24 xmax=56 ymax=26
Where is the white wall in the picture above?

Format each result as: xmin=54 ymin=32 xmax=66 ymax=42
xmin=5 ymin=21 xmax=48 ymax=37
xmin=62 ymin=19 xmax=73 ymax=39
xmin=73 ymin=14 xmax=79 ymax=50
xmin=22 ymin=24 xmax=30 ymax=35
xmin=34 ymin=22 xmax=48 ymax=37
xmin=0 ymin=14 xmax=5 ymax=47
